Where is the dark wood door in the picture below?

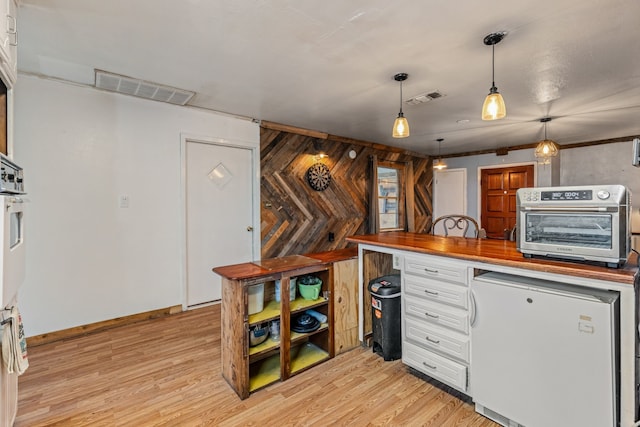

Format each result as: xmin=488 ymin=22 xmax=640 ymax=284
xmin=481 ymin=165 xmax=534 ymax=239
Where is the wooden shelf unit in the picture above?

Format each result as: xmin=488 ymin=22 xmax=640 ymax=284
xmin=217 ymin=260 xmax=334 ymax=399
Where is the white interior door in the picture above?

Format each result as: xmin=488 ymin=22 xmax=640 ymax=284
xmin=186 ymin=140 xmax=254 ymax=307
xmin=433 ymin=168 xmax=466 ymax=219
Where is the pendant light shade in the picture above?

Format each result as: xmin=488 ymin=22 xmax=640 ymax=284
xmin=482 ymin=90 xmax=506 ymax=121
xmin=433 ymin=138 xmax=447 ymax=170
xmin=433 ymin=159 xmax=447 ymax=171
xmin=393 ymin=115 xmax=409 ymax=138
xmin=392 ymin=73 xmax=410 ymax=138
xmin=481 ymin=32 xmax=507 ymax=121
xmin=535 ymin=140 xmax=559 ymax=158
xmin=433 ymin=159 xmax=447 ymax=170
xmin=534 ymin=117 xmax=559 ymax=164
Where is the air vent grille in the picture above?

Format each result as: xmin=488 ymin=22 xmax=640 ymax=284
xmin=95 ymin=70 xmax=195 ymax=106
xmin=405 ymin=90 xmax=445 ymax=105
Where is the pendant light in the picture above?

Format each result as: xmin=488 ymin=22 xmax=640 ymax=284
xmin=433 ymin=138 xmax=447 ymax=170
xmin=481 ymin=32 xmax=507 ymax=121
xmin=392 ymin=73 xmax=410 ymax=138
xmin=534 ymin=117 xmax=559 ymax=164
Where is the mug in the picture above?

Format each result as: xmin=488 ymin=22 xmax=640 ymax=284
xmin=299 ymin=284 xmax=321 ymax=300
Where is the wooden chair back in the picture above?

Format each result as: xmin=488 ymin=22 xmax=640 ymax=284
xmin=430 ymin=215 xmax=486 ymax=239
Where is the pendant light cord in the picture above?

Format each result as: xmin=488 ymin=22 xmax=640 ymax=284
xmin=491 ymin=44 xmax=496 ymax=89
xmin=399 ymin=80 xmax=404 ymax=115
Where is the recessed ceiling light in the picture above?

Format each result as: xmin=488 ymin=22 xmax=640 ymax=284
xmin=456 ymin=119 xmax=470 ymax=124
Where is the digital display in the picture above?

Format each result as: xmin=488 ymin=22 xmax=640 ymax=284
xmin=541 ymin=190 xmax=592 ymax=201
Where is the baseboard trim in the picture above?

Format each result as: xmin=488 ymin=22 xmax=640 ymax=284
xmin=26 ymin=305 xmax=183 ymax=347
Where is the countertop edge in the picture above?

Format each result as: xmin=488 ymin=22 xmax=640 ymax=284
xmin=213 ymin=247 xmax=358 ymax=281
xmin=347 ymin=233 xmax=638 ymax=285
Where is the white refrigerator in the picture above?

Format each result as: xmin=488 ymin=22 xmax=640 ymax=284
xmin=471 ymin=272 xmax=618 ymax=427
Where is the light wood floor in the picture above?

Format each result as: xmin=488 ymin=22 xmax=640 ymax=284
xmin=16 ymin=304 xmax=498 ymax=426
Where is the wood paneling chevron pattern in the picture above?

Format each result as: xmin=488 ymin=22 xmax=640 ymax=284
xmin=261 ymin=125 xmax=433 ymax=258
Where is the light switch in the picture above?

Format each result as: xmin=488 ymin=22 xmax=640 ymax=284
xmin=119 ymin=195 xmax=130 ymax=208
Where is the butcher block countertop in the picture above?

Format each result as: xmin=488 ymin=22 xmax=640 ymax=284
xmin=347 ymin=232 xmax=639 ymax=285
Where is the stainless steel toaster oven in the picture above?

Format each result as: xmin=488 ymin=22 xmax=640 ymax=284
xmin=516 ymin=185 xmax=631 ymax=268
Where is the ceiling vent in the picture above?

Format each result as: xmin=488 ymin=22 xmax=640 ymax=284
xmin=94 ymin=70 xmax=195 ymax=106
xmin=405 ymin=90 xmax=445 ymax=106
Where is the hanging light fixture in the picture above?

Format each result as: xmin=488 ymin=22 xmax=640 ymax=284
xmin=312 ymin=140 xmax=329 ymax=161
xmin=433 ymin=138 xmax=447 ymax=170
xmin=481 ymin=32 xmax=507 ymax=121
xmin=534 ymin=117 xmax=559 ymax=164
xmin=392 ymin=73 xmax=410 ymax=138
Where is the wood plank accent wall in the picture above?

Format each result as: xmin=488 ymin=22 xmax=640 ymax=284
xmin=260 ymin=124 xmax=433 ymax=258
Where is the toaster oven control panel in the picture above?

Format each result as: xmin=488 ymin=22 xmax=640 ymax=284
xmin=519 ymin=185 xmax=629 ymax=206
xmin=540 ymin=190 xmax=592 ymax=201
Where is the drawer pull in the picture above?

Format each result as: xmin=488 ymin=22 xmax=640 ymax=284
xmin=422 ymin=362 xmax=437 ymax=370
xmin=425 ymin=312 xmax=440 ymax=319
xmin=425 ymin=336 xmax=440 ymax=344
xmin=424 ymin=268 xmax=439 ymax=274
xmin=424 ymin=289 xmax=439 ymax=296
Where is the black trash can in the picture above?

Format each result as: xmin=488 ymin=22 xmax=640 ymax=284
xmin=368 ymin=274 xmax=402 ymax=361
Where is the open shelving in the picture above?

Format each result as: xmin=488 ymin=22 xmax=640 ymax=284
xmin=248 ymin=353 xmax=281 ymax=392
xmin=219 ymin=260 xmax=334 ymax=399
xmin=290 ymin=342 xmax=330 ymax=374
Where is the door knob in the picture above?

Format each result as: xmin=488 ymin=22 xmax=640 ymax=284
xmin=247 ymin=226 xmax=253 ymax=232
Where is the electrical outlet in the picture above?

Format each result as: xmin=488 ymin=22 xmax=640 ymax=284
xmin=119 ymin=195 xmax=129 ymax=208
xmin=392 ymin=254 xmax=402 ymax=270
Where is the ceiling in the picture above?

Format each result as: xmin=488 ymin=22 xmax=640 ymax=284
xmin=17 ymin=0 xmax=640 ymax=156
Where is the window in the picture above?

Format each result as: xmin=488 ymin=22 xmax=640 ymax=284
xmin=377 ymin=163 xmax=405 ymax=230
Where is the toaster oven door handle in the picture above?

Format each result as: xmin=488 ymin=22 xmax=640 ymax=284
xmin=521 ymin=206 xmax=616 ymax=212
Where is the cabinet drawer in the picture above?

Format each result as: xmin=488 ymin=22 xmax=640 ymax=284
xmin=403 ymin=341 xmax=468 ymax=392
xmin=404 ymin=297 xmax=469 ymax=334
xmin=404 ymin=275 xmax=469 ymax=309
xmin=404 ymin=255 xmax=467 ymax=285
xmin=405 ymin=318 xmax=469 ymax=362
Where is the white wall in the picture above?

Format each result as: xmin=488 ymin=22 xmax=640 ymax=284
xmin=560 ymin=140 xmax=639 ymax=196
xmin=560 ymin=140 xmax=640 ymax=232
xmin=13 ymin=75 xmax=259 ymax=336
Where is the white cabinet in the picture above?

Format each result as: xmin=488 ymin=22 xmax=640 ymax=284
xmin=403 ymin=341 xmax=467 ymax=391
xmin=0 ymin=363 xmax=17 ymax=427
xmin=405 ymin=318 xmax=469 ymax=362
xmin=401 ymin=254 xmax=471 ymax=393
xmin=404 ymin=255 xmax=467 ymax=283
xmin=404 ymin=275 xmax=469 ymax=309
xmin=0 ymin=0 xmax=17 ymax=87
xmin=404 ymin=296 xmax=469 ymax=334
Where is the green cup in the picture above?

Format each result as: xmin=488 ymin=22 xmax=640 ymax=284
xmin=298 ymin=282 xmax=321 ymax=300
